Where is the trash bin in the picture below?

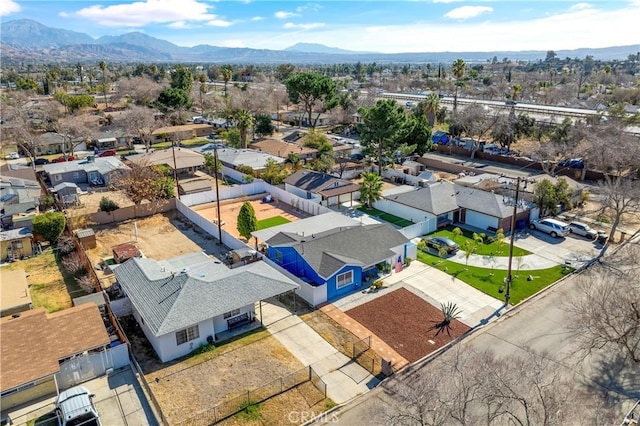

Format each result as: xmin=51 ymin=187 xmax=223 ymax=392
xmin=597 ymin=233 xmax=608 ymax=244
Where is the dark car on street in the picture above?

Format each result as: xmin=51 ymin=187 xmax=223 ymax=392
xmin=98 ymin=150 xmax=117 ymax=157
xmin=27 ymin=158 xmax=50 ymax=166
xmin=421 ymin=236 xmax=459 ymax=255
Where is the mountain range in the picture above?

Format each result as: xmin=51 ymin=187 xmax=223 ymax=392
xmin=1 ymin=19 xmax=638 ymax=64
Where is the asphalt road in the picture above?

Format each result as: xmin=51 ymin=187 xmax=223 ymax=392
xmin=325 ymin=259 xmax=640 ymax=425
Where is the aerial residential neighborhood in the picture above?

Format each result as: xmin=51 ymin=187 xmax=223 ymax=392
xmin=1 ymin=1 xmax=640 ymax=425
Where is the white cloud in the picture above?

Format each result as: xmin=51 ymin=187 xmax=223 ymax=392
xmin=72 ymin=0 xmax=217 ymax=27
xmin=275 ymin=11 xmax=297 ymax=19
xmin=283 ymin=22 xmax=325 ymax=30
xmin=296 ymin=3 xmax=322 ymax=13
xmin=207 ymin=19 xmax=233 ymax=27
xmin=570 ymin=3 xmax=592 ymax=11
xmin=432 ymin=0 xmax=465 ymax=3
xmin=0 ymin=0 xmax=21 ymax=16
xmin=251 ymin=16 xmax=264 ymax=21
xmin=444 ymin=6 xmax=493 ymax=19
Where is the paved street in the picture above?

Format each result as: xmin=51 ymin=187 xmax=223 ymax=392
xmin=323 ymin=266 xmax=640 ymax=425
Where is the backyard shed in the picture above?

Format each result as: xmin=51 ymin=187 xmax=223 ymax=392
xmin=74 ymin=228 xmax=97 ymax=249
xmin=112 ymin=243 xmax=141 ymax=264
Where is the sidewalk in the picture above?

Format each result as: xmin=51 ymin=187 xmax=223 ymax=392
xmin=447 ymin=251 xmax=558 ymax=270
xmin=261 ymin=301 xmax=379 ymax=404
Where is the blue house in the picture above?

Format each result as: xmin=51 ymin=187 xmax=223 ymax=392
xmin=264 ymin=224 xmax=412 ymax=301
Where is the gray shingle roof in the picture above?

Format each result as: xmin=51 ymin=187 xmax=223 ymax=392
xmin=251 ymin=212 xmax=360 ymax=242
xmin=114 ymin=252 xmax=299 ymax=336
xmin=42 ymin=157 xmax=128 ymax=176
xmin=454 ymin=185 xmax=527 ymax=218
xmin=384 ymin=181 xmax=459 ymax=215
xmin=266 ymin=224 xmax=409 ymax=279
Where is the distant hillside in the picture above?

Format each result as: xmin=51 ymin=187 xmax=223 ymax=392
xmin=285 ymin=42 xmax=375 ymax=55
xmin=1 ymin=19 xmax=638 ymax=64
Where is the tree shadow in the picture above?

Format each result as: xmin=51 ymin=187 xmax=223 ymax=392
xmin=581 ymin=351 xmax=640 ymax=404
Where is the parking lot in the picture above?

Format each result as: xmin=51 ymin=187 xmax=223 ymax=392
xmin=3 ymin=367 xmax=157 ymax=426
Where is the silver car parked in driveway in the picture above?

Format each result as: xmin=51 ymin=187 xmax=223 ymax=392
xmin=568 ymin=221 xmax=598 ymax=239
xmin=529 ymin=218 xmax=570 ymax=238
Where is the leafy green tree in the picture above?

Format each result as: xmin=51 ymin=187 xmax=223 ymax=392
xmin=254 ymin=114 xmax=275 ymax=136
xmin=99 ymin=197 xmax=119 ymax=212
xmin=235 ymin=109 xmax=255 ymax=149
xmin=359 ymin=172 xmax=383 ymax=209
xmin=554 ymin=178 xmax=574 ymax=211
xmin=157 ymin=87 xmax=191 ymax=112
xmin=54 ymin=93 xmax=95 ymax=114
xmin=396 ymin=114 xmax=431 ymax=156
xmin=222 ymin=128 xmax=241 ymax=148
xmin=156 ymin=176 xmax=175 ymax=199
xmin=33 ymin=211 xmax=66 ymax=244
xmin=236 ymin=164 xmax=254 ymax=176
xmin=261 ymin=158 xmax=288 ymax=185
xmin=286 ymin=152 xmax=302 ymax=170
xmin=203 ymin=152 xmax=223 ymax=176
xmin=16 ymin=77 xmax=39 ymax=91
xmin=284 ymin=72 xmax=338 ymax=131
xmin=170 ymin=64 xmax=193 ymax=92
xmin=451 ymin=59 xmax=466 ymax=114
xmin=275 ymin=63 xmax=297 ymax=82
xmin=358 ymin=99 xmax=407 ymax=175
xmin=534 ymin=179 xmax=558 ymax=216
xmin=221 ymin=65 xmax=233 ymax=96
xmin=237 ymin=201 xmax=257 ymax=240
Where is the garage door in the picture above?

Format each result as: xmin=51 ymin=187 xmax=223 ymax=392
xmin=465 ymin=211 xmax=498 ymax=231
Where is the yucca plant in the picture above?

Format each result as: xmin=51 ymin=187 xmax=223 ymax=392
xmin=436 ymin=302 xmax=462 ymax=336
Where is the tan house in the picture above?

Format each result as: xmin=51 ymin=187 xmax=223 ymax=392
xmin=0 ymin=228 xmax=33 ymax=262
xmin=152 ymin=123 xmax=213 ymax=142
xmin=0 ymin=269 xmax=32 ymax=318
xmin=249 ymin=139 xmax=317 ymax=162
xmin=0 ymin=305 xmax=110 ymax=409
xmin=126 ymin=148 xmax=205 ymax=176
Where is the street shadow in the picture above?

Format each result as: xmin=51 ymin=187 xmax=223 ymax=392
xmin=581 ymin=352 xmax=640 ymax=403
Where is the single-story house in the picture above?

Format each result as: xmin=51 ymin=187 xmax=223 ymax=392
xmin=351 ymin=113 xmax=363 ymax=125
xmin=113 ymin=252 xmax=299 ymax=362
xmin=35 ymin=132 xmax=87 ymax=156
xmin=90 ymin=129 xmax=131 ymax=150
xmin=281 ymin=111 xmax=332 ymax=127
xmin=249 ymin=139 xmax=317 ymax=162
xmin=376 ymin=181 xmax=530 ymax=234
xmin=214 ymin=148 xmax=285 ymax=173
xmin=1 ymin=166 xmax=41 ymax=229
xmin=0 ymin=228 xmax=33 ymax=261
xmin=0 ymin=304 xmax=110 ymax=409
xmin=265 ymin=223 xmax=414 ymax=301
xmin=283 ymin=170 xmax=360 ymax=207
xmin=401 ymin=160 xmax=426 ymax=176
xmin=178 ymin=178 xmax=212 ymax=196
xmin=0 ymin=269 xmax=32 ymax=318
xmin=152 ymin=124 xmax=213 ymax=142
xmin=42 ymin=157 xmax=129 ymax=187
xmin=252 ymin=212 xmax=360 ymax=245
xmin=52 ymin=182 xmax=80 ymax=207
xmin=126 ymin=148 xmax=205 ymax=176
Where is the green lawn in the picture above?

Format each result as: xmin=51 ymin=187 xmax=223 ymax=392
xmin=417 ymin=250 xmax=572 ymax=304
xmin=357 ymin=206 xmax=414 ymax=228
xmin=256 ymin=215 xmax=291 ymax=230
xmin=430 ymin=227 xmax=531 ymax=257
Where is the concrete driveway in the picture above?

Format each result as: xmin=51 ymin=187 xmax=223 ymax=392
xmin=3 ymin=366 xmax=157 ymax=426
xmin=513 ymin=229 xmax=601 ymax=267
xmin=261 ymin=300 xmax=379 ymax=404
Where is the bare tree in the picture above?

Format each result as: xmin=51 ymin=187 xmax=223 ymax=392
xmin=116 ymin=105 xmax=164 ymax=152
xmin=117 ymin=76 xmax=165 ymax=106
xmin=449 ymin=104 xmax=500 ymax=159
xmin=110 ymin=161 xmax=168 ymax=205
xmin=62 ymin=251 xmax=86 ymax=276
xmin=566 ymin=256 xmax=640 ymax=363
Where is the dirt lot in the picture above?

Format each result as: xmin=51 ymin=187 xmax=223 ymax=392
xmin=192 ymin=198 xmax=311 ymax=242
xmin=66 ymin=189 xmax=136 ymax=219
xmin=84 ymin=212 xmax=227 ymax=285
xmin=346 ymin=288 xmax=471 ymax=363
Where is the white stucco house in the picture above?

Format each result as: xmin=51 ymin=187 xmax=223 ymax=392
xmin=113 ymin=252 xmax=299 ymax=363
xmin=283 ymin=169 xmax=360 ymax=207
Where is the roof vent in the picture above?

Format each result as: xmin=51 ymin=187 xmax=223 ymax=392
xmin=180 ymin=267 xmax=189 ymax=275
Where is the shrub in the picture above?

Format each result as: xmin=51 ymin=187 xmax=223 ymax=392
xmin=99 ymin=196 xmax=120 ymax=212
xmin=56 ymin=236 xmax=75 ymax=256
xmin=404 ymin=257 xmax=413 ymax=266
xmin=62 ymin=251 xmax=86 ymax=275
xmin=76 ymin=274 xmax=96 ymax=293
xmin=32 ymin=211 xmax=66 ymax=244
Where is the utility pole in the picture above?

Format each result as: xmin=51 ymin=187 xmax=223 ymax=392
xmin=505 ymin=176 xmax=521 ymax=307
xmin=214 ymin=146 xmax=222 ymax=245
xmin=171 ymin=140 xmax=180 ymax=200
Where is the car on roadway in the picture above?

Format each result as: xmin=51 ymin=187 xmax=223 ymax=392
xmin=405 ymin=101 xmax=416 ymax=108
xmin=421 ymin=236 xmax=459 ymax=255
xmin=568 ymin=221 xmax=598 ymax=239
xmin=27 ymin=158 xmax=50 ymax=166
xmin=505 ymin=99 xmax=517 ymax=106
xmin=51 ymin=155 xmax=76 ymax=163
xmin=98 ymin=150 xmax=117 ymax=157
xmin=529 ymin=218 xmax=570 ymax=238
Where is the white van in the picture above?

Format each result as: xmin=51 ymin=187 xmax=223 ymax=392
xmin=56 ymin=386 xmax=101 ymax=426
xmin=529 ymin=218 xmax=569 ymax=238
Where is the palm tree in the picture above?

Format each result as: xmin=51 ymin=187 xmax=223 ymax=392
xmin=451 ymin=59 xmax=466 ymax=115
xmin=235 ymin=109 xmax=254 ymax=149
xmin=359 ymin=172 xmax=383 ymax=209
xmin=221 ymin=66 xmax=232 ymax=97
xmin=99 ymin=60 xmax=108 ymax=109
xmin=424 ymin=93 xmax=440 ymax=127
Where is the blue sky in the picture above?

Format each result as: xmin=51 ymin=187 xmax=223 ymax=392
xmin=1 ymin=0 xmax=639 ymax=53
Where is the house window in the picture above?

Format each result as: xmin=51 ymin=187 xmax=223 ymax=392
xmin=336 ymin=271 xmax=354 ymax=289
xmin=54 ymin=175 xmax=62 ymax=182
xmin=274 ymin=250 xmax=283 ymax=264
xmin=223 ymin=308 xmax=241 ymax=319
xmin=175 ymin=325 xmax=199 ymax=345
